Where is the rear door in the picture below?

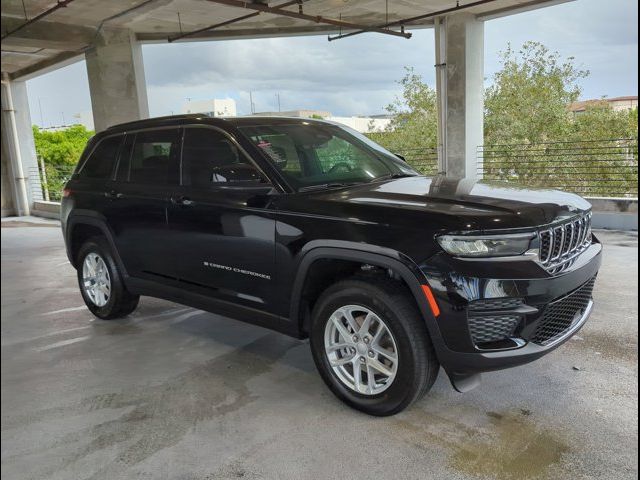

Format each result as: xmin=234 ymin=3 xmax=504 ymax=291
xmin=166 ymin=125 xmax=278 ymax=312
xmin=70 ymin=134 xmax=124 ymax=219
xmin=105 ymin=128 xmax=181 ymax=280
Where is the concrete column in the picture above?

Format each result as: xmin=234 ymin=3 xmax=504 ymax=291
xmin=1 ymin=126 xmax=16 ymax=217
xmin=436 ymin=13 xmax=484 ymax=179
xmin=85 ymin=28 xmax=149 ymax=132
xmin=1 ymin=78 xmax=40 ymax=216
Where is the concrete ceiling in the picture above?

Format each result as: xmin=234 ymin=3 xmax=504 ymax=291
xmin=1 ymin=0 xmax=567 ymax=79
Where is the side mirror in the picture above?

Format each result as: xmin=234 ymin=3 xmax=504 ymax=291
xmin=210 ymin=164 xmax=266 ymax=183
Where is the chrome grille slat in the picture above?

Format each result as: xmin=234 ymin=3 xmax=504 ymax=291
xmin=577 ymin=217 xmax=584 ymax=246
xmin=566 ymin=223 xmax=575 ymax=251
xmin=551 ymin=227 xmax=560 ymax=260
xmin=538 ymin=213 xmax=592 ymax=275
xmin=581 ymin=216 xmax=589 ymax=244
xmin=557 ymin=226 xmax=566 ymax=260
xmin=548 ymin=228 xmax=555 ymax=262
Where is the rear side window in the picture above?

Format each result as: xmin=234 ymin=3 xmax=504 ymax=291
xmin=129 ymin=129 xmax=181 ymax=185
xmin=80 ymin=135 xmax=122 ymax=179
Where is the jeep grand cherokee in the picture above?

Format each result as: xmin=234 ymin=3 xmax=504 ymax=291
xmin=61 ymin=115 xmax=601 ymax=416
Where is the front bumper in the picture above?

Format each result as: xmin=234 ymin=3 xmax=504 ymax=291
xmin=420 ymin=238 xmax=602 ymax=377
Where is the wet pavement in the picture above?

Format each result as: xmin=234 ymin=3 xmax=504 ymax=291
xmin=1 ymin=218 xmax=637 ymax=480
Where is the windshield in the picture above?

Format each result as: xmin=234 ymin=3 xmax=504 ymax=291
xmin=237 ymin=122 xmax=418 ymax=190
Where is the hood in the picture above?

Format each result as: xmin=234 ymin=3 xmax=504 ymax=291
xmin=279 ymin=176 xmax=592 ymax=232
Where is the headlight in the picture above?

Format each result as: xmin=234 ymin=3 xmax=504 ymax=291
xmin=437 ymin=233 xmax=535 ymax=258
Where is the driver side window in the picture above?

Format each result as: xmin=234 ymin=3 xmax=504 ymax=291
xmin=181 ymin=127 xmax=266 ymax=187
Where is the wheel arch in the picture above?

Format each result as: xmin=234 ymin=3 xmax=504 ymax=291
xmin=289 ymin=242 xmax=443 ymax=347
xmin=66 ymin=212 xmax=128 ymax=277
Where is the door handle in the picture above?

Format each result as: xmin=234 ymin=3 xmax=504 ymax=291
xmin=172 ymin=196 xmax=194 ymax=206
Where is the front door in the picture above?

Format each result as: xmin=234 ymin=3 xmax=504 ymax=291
xmin=166 ymin=125 xmax=278 ymax=312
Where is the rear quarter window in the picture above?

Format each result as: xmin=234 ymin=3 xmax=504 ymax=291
xmin=80 ymin=135 xmax=123 ymax=180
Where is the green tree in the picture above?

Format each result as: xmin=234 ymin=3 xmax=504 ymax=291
xmin=366 ymin=42 xmax=637 ymax=196
xmin=570 ymin=102 xmax=638 ymax=141
xmin=367 ymin=68 xmax=439 ymax=173
xmin=484 ymin=41 xmax=589 ymax=144
xmin=481 ymin=42 xmax=637 ymax=196
xmin=33 ymin=124 xmax=94 ymax=201
xmin=567 ymin=104 xmax=638 ymax=197
xmin=33 ymin=124 xmax=94 ymax=167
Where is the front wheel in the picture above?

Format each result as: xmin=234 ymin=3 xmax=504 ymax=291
xmin=310 ymin=277 xmax=439 ymax=416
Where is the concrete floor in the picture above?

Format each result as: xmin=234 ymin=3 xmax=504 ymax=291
xmin=1 ymin=218 xmax=637 ymax=480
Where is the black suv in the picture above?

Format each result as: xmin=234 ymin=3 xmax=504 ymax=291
xmin=62 ymin=115 xmax=601 ymax=416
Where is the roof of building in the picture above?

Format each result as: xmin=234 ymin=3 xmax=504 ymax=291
xmin=607 ymin=95 xmax=639 ymax=102
xmin=568 ymin=96 xmax=638 ymax=112
xmin=2 ymin=0 xmax=570 ymax=80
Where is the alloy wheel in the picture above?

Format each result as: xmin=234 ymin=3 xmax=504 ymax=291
xmin=82 ymin=253 xmax=111 ymax=307
xmin=324 ymin=305 xmax=399 ymax=395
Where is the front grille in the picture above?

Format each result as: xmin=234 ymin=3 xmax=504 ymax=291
xmin=468 ymin=315 xmax=521 ymax=344
xmin=539 ymin=213 xmax=593 ymax=275
xmin=532 ymin=277 xmax=596 ymax=346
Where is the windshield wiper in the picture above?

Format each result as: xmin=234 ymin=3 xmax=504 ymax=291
xmin=298 ymin=182 xmax=358 ymax=192
xmin=375 ymin=172 xmax=418 ymax=181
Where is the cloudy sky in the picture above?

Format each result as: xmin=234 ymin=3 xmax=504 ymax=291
xmin=26 ymin=0 xmax=638 ymax=127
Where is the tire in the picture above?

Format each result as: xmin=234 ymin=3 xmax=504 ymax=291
xmin=310 ymin=276 xmax=439 ymax=416
xmin=76 ymin=236 xmax=139 ymax=320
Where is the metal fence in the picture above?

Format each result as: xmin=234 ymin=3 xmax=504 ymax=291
xmin=396 ymin=147 xmax=440 ymax=176
xmin=477 ymin=139 xmax=638 ymax=198
xmin=395 ymin=139 xmax=638 ymax=198
xmin=29 ymin=138 xmax=638 ymax=201
xmin=29 ymin=163 xmax=75 ymax=202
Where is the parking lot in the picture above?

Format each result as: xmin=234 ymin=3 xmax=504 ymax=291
xmin=1 ymin=218 xmax=637 ymax=480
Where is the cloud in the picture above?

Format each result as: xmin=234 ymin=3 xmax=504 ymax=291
xmin=484 ymin=0 xmax=638 ymax=98
xmin=142 ymin=30 xmax=436 ymax=116
xmin=26 ymin=62 xmax=91 ymax=127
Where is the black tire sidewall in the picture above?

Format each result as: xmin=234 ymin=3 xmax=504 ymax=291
xmin=310 ymin=282 xmax=429 ymax=416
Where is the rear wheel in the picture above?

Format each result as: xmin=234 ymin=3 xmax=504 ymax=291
xmin=76 ymin=237 xmax=139 ymax=319
xmin=310 ymin=277 xmax=439 ymax=416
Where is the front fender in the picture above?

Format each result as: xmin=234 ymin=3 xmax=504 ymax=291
xmin=288 ymin=241 xmax=448 ymax=357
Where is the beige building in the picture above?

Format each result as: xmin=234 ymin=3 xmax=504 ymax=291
xmin=253 ymin=109 xmax=332 ymax=119
xmin=569 ymin=95 xmax=638 ymax=113
xmin=328 ymin=116 xmax=391 ymax=133
xmin=251 ymin=110 xmax=391 ymax=133
xmin=181 ymin=98 xmax=237 ymax=117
